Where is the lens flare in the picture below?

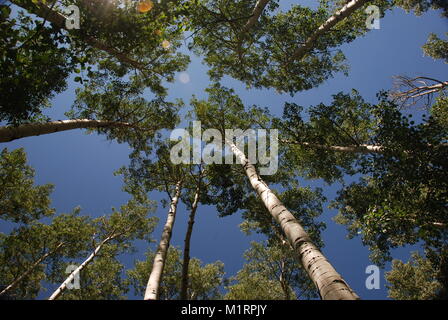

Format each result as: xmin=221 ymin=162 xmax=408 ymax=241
xmin=179 ymin=72 xmax=190 ymax=84
xmin=161 ymin=40 xmax=171 ymax=50
xmin=137 ymin=1 xmax=153 ymax=13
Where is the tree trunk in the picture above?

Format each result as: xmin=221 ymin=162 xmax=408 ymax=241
xmin=226 ymin=139 xmax=360 ymax=300
xmin=0 ymin=119 xmax=132 ymax=143
xmin=0 ymin=242 xmax=64 ymax=297
xmin=48 ymin=236 xmax=113 ymax=300
xmin=280 ymin=140 xmax=447 ymax=153
xmin=240 ymin=0 xmax=271 ymax=36
xmin=279 ymin=260 xmax=291 ymax=300
xmin=280 ymin=140 xmax=383 ymax=154
xmin=291 ymin=0 xmax=370 ymax=61
xmin=10 ymin=0 xmax=147 ymax=70
xmin=180 ymin=185 xmax=201 ymax=300
xmin=144 ymin=181 xmax=183 ymax=300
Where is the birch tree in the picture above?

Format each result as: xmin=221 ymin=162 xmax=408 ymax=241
xmin=48 ymin=198 xmax=157 ymax=300
xmin=53 ymin=246 xmax=129 ymax=300
xmin=0 ymin=210 xmax=95 ymax=299
xmin=128 ymin=247 xmax=224 ymax=300
xmin=190 ymin=84 xmax=359 ymax=300
xmin=188 ymin=0 xmax=390 ymax=93
xmin=275 ymin=88 xmax=447 ymax=265
xmin=119 ymin=142 xmax=189 ymax=300
xmin=333 ymin=95 xmax=448 ymax=264
xmin=0 ymin=70 xmax=180 ymax=155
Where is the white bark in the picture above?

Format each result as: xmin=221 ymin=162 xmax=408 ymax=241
xmin=291 ymin=0 xmax=370 ymax=61
xmin=144 ymin=181 xmax=182 ymax=300
xmin=48 ymin=237 xmax=112 ymax=300
xmin=280 ymin=140 xmax=384 ymax=154
xmin=281 ymin=140 xmax=448 ymax=153
xmin=0 ymin=242 xmax=64 ymax=297
xmin=226 ymin=138 xmax=359 ymax=300
xmin=240 ymin=0 xmax=271 ymax=36
xmin=0 ymin=119 xmax=132 ymax=143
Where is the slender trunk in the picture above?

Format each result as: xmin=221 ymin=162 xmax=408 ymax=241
xmin=280 ymin=140 xmax=383 ymax=154
xmin=291 ymin=0 xmax=370 ymax=61
xmin=10 ymin=0 xmax=147 ymax=70
xmin=226 ymin=139 xmax=359 ymax=300
xmin=48 ymin=236 xmax=113 ymax=300
xmin=279 ymin=260 xmax=291 ymax=300
xmin=144 ymin=181 xmax=182 ymax=300
xmin=180 ymin=186 xmax=201 ymax=300
xmin=240 ymin=0 xmax=270 ymax=36
xmin=280 ymin=140 xmax=448 ymax=153
xmin=0 ymin=242 xmax=64 ymax=296
xmin=0 ymin=119 xmax=132 ymax=143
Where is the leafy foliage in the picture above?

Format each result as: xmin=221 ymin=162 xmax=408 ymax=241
xmin=386 ymin=251 xmax=443 ymax=300
xmin=128 ymin=247 xmax=224 ymax=300
xmin=423 ymin=33 xmax=448 ymax=63
xmin=225 ymin=241 xmax=319 ymax=300
xmin=333 ymin=94 xmax=448 ymax=264
xmin=0 ymin=148 xmax=54 ymax=223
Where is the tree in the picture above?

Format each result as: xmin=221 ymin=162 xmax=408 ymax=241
xmin=190 ymin=83 xmax=359 ymax=299
xmin=2 ymin=0 xmax=190 ymax=123
xmin=0 ymin=67 xmax=181 ymax=150
xmin=275 ymin=87 xmax=447 ymax=265
xmin=180 ymin=166 xmax=204 ymax=300
xmin=225 ymin=241 xmax=319 ymax=300
xmin=188 ymin=0 xmax=391 ymax=94
xmin=386 ymin=251 xmax=443 ymax=300
xmin=393 ymin=0 xmax=448 ymax=17
xmin=128 ymin=247 xmax=224 ymax=300
xmin=53 ymin=245 xmax=129 ymax=300
xmin=119 ymin=141 xmax=187 ymax=300
xmin=0 ymin=3 xmax=74 ymax=123
xmin=278 ymin=89 xmax=376 ymax=183
xmin=0 ymin=148 xmax=54 ymax=223
xmin=48 ymin=197 xmax=157 ymax=300
xmin=423 ymin=33 xmax=448 ymax=63
xmin=0 ymin=209 xmax=95 ymax=299
xmin=332 ymin=93 xmax=447 ymax=264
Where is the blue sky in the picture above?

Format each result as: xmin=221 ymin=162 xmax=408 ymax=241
xmin=1 ymin=3 xmax=447 ymax=300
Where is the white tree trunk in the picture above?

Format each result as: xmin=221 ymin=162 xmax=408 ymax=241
xmin=0 ymin=242 xmax=64 ymax=297
xmin=240 ymin=0 xmax=271 ymax=36
xmin=280 ymin=140 xmax=384 ymax=154
xmin=48 ymin=237 xmax=112 ymax=300
xmin=144 ymin=181 xmax=183 ymax=300
xmin=280 ymin=140 xmax=447 ymax=153
xmin=291 ymin=0 xmax=370 ymax=61
xmin=226 ymin=139 xmax=359 ymax=300
xmin=0 ymin=119 xmax=132 ymax=143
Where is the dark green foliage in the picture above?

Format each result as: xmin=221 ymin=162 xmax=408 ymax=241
xmin=0 ymin=148 xmax=54 ymax=223
xmin=333 ymin=93 xmax=448 ymax=264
